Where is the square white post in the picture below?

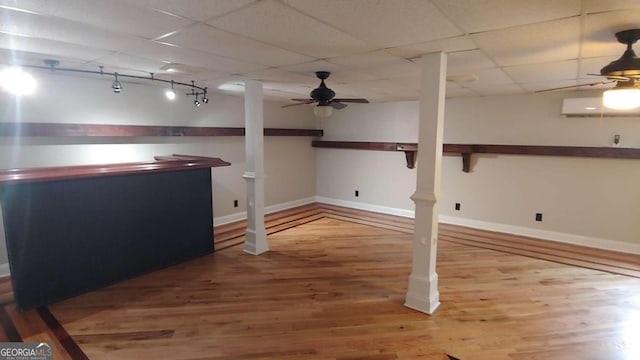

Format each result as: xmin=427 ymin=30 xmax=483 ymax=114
xmin=243 ymin=80 xmax=269 ymax=255
xmin=404 ymin=52 xmax=447 ymax=314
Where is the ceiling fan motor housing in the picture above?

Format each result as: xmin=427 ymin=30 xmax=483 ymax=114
xmin=310 ymin=80 xmax=336 ymax=106
xmin=600 ymin=29 xmax=640 ymax=78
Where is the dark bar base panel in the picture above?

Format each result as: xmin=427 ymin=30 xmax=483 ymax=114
xmin=0 ymin=168 xmax=215 ymax=310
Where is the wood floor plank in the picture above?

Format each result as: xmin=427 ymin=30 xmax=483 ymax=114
xmin=39 ymin=216 xmax=640 ymax=359
xmin=0 ymin=202 xmax=638 ymax=359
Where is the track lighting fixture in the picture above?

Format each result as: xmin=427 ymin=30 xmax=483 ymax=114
xmin=112 ymin=72 xmax=122 ymax=93
xmin=165 ymin=80 xmax=176 ymax=100
xmin=2 ymin=59 xmax=210 ymax=107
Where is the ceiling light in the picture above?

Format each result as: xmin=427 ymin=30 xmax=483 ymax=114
xmin=602 ymin=86 xmax=640 ymax=110
xmin=165 ymin=80 xmax=176 ymax=100
xmin=313 ymin=105 xmax=333 ymax=118
xmin=112 ymin=72 xmax=122 ymax=93
xmin=0 ymin=67 xmax=36 ymax=95
xmin=160 ymin=62 xmax=196 ymax=74
xmin=201 ymin=88 xmax=208 ymax=103
xmin=194 ymin=96 xmax=200 ymax=107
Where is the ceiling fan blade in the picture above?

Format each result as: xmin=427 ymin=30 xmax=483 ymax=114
xmin=587 ymin=73 xmax=632 ymax=81
xmin=534 ymin=80 xmax=615 ymax=93
xmin=281 ymin=101 xmax=313 ymax=108
xmin=333 ymin=98 xmax=369 ymax=103
xmin=282 ymin=99 xmax=314 ymax=108
xmin=330 ymin=101 xmax=348 ymax=110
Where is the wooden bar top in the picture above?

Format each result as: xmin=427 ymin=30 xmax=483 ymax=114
xmin=0 ymin=155 xmax=231 ymax=185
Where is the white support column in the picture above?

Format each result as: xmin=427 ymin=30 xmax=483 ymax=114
xmin=243 ymin=80 xmax=269 ymax=255
xmin=404 ymin=52 xmax=447 ymax=314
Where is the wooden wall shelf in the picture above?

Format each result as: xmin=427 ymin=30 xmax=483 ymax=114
xmin=0 ymin=122 xmax=323 ymax=137
xmin=312 ymin=141 xmax=640 ymax=172
xmin=312 ymin=141 xmax=418 ymax=168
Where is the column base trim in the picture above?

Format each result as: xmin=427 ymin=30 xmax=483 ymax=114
xmin=404 ymin=273 xmax=440 ymax=315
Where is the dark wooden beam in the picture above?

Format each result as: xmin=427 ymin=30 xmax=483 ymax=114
xmin=0 ymin=123 xmax=323 ymax=137
xmin=313 ymin=141 xmax=640 ymax=172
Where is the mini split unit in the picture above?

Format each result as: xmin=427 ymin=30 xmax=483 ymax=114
xmin=562 ymin=97 xmax=640 ymax=118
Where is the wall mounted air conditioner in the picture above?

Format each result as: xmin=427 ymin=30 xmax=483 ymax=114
xmin=561 ymin=97 xmax=640 ymax=118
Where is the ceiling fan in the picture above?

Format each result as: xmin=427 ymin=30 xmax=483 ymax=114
xmin=539 ymin=28 xmax=640 ymax=110
xmin=283 ymin=71 xmax=369 ymax=117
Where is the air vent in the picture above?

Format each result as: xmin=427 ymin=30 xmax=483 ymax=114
xmin=561 ymin=97 xmax=640 ymax=118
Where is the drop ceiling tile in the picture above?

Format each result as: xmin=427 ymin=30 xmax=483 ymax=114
xmin=168 ymin=71 xmax=229 ymax=85
xmin=0 ymin=48 xmax=87 ymax=68
xmin=447 ymin=49 xmax=497 ymax=73
xmin=0 ymin=33 xmax=112 ymax=61
xmin=92 ymin=53 xmax=168 ymax=74
xmin=208 ymin=0 xmax=375 ymax=58
xmin=433 ymin=0 xmax=580 ymax=33
xmin=162 ymin=24 xmax=313 ymax=67
xmin=280 ymin=60 xmax=376 ymax=82
xmin=460 ymin=68 xmax=515 ymax=87
xmin=503 ymin=60 xmax=577 ymax=83
xmin=241 ymin=68 xmax=317 ymax=87
xmin=471 ymin=17 xmax=580 ymax=66
xmin=119 ymin=40 xmax=266 ymax=75
xmin=581 ymin=9 xmax=640 ymax=58
xmin=445 ymin=86 xmax=479 ymax=98
xmin=283 ymin=0 xmax=462 ymax=48
xmin=119 ymin=0 xmax=257 ymax=22
xmin=0 ymin=8 xmax=147 ymax=52
xmin=579 ymin=56 xmax=619 ymax=77
xmin=327 ymin=50 xmax=420 ymax=79
xmin=387 ymin=36 xmax=477 ymax=59
xmin=0 ymin=0 xmax=192 ymax=39
xmin=519 ymin=79 xmax=578 ymax=92
xmin=472 ymin=84 xmax=526 ymax=96
xmin=583 ymin=0 xmax=640 ymax=13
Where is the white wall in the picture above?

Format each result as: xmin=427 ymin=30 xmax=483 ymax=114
xmin=316 ymin=90 xmax=640 ymax=253
xmin=0 ymin=72 xmax=317 ymax=269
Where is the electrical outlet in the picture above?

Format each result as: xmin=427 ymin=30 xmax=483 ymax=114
xmin=455 ymin=203 xmax=461 ymax=211
xmin=535 ymin=213 xmax=542 ymax=222
xmin=355 ymin=190 xmax=359 ymax=197
xmin=233 ymin=200 xmax=238 ymax=208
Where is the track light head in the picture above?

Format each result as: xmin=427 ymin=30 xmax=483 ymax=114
xmin=202 ymin=88 xmax=209 ymax=103
xmin=112 ymin=72 xmax=122 ymax=93
xmin=194 ymin=99 xmax=200 ymax=107
xmin=165 ymin=80 xmax=176 ymax=100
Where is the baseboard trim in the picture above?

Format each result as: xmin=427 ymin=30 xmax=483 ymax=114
xmin=439 ymin=215 xmax=640 ymax=255
xmin=213 ymin=197 xmax=317 ymax=226
xmin=315 ymin=197 xmax=415 ymax=218
xmin=314 ymin=196 xmax=640 ymax=255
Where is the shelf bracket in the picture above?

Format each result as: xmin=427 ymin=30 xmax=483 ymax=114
xmin=397 ymin=143 xmax=418 ymax=169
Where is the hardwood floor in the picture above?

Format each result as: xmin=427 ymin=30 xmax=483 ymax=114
xmin=0 ymin=203 xmax=639 ymax=359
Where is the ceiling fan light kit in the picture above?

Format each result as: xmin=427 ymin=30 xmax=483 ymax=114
xmin=602 ymin=86 xmax=640 ymax=110
xmin=313 ymin=105 xmax=333 ymax=118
